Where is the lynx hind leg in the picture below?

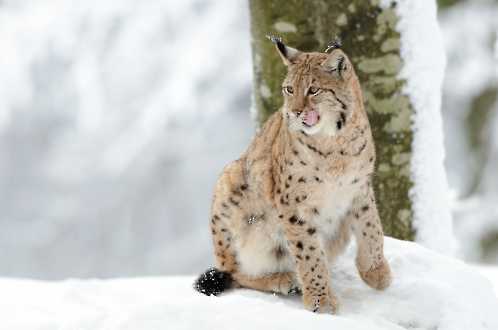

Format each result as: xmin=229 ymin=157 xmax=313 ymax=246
xmin=349 ymin=185 xmax=392 ymax=290
xmin=232 ymin=272 xmax=300 ymax=295
xmin=210 ymin=161 xmax=299 ymax=295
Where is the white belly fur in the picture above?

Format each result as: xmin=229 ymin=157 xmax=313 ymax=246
xmin=235 ymin=222 xmax=294 ymax=276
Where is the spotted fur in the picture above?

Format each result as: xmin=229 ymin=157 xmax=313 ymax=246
xmin=197 ymin=41 xmax=391 ymax=314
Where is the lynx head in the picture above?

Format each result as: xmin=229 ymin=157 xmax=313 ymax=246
xmin=269 ymin=36 xmax=362 ymax=136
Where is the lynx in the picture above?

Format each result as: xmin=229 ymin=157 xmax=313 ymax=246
xmin=194 ymin=37 xmax=392 ymax=314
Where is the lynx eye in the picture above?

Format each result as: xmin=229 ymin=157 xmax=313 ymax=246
xmin=308 ymin=86 xmax=321 ymax=96
xmin=283 ymin=86 xmax=294 ymax=95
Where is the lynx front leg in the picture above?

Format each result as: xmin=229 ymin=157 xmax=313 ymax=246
xmin=349 ymin=184 xmax=391 ymax=290
xmin=280 ymin=209 xmax=337 ymax=314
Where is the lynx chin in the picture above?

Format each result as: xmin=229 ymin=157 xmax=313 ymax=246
xmin=194 ymin=37 xmax=392 ymax=314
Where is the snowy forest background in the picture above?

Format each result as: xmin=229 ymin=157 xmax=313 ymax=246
xmin=0 ymin=0 xmax=497 ymax=279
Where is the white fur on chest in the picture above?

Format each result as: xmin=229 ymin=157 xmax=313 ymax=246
xmin=312 ymin=172 xmax=359 ymax=238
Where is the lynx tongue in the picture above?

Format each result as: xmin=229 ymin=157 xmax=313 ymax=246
xmin=303 ymin=110 xmax=319 ymax=127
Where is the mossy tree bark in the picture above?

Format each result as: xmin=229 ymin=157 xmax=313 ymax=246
xmin=249 ymin=0 xmax=415 ymax=240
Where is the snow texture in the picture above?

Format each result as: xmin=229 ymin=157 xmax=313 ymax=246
xmin=391 ymin=0 xmax=456 ymax=255
xmin=2 ymin=238 xmax=497 ymax=330
xmin=473 ymin=263 xmax=498 ymax=297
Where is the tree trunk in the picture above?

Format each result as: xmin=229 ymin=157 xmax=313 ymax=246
xmin=249 ymin=0 xmax=415 ymax=240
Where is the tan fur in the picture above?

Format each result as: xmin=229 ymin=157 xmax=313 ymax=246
xmin=209 ymin=46 xmax=391 ymax=314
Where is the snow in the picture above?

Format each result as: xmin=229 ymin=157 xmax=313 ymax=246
xmin=2 ymin=238 xmax=497 ymax=330
xmin=473 ymin=264 xmax=498 ymax=297
xmin=392 ymin=0 xmax=456 ymax=255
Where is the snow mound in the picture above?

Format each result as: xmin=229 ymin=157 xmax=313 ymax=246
xmin=2 ymin=238 xmax=497 ymax=330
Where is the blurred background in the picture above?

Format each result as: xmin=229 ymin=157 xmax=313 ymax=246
xmin=0 ymin=0 xmax=497 ymax=280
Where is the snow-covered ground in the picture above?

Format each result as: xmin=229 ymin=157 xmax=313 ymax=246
xmin=2 ymin=238 xmax=497 ymax=330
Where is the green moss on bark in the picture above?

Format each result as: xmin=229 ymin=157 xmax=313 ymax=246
xmin=249 ymin=0 xmax=415 ymax=240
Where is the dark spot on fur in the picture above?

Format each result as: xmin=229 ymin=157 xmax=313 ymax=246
xmin=218 ymin=240 xmax=223 ymax=246
xmin=353 ymin=140 xmax=368 ymax=156
xmin=366 ymin=222 xmax=371 ymax=227
xmin=240 ymin=184 xmax=248 ymax=191
xmin=296 ymin=242 xmax=304 ymax=250
xmin=307 ymin=228 xmax=316 ymax=235
xmin=229 ymin=197 xmax=239 ymax=207
xmin=305 ymin=255 xmax=310 ymax=260
xmin=309 ymin=246 xmax=316 ymax=251
xmin=312 ymin=208 xmax=319 ymax=215
xmin=221 ymin=203 xmax=229 ymax=209
xmin=351 ymin=178 xmax=359 ymax=184
xmin=297 ymin=220 xmax=306 ymax=226
xmin=293 ymin=150 xmax=299 ymax=156
xmin=288 ymin=175 xmax=293 ymax=181
xmin=289 ymin=216 xmax=298 ymax=224
xmin=274 ymin=246 xmax=287 ymax=259
xmin=298 ymin=177 xmax=306 ymax=183
xmin=361 ymin=205 xmax=370 ymax=212
xmin=276 ymin=188 xmax=281 ymax=194
xmin=278 ymin=214 xmax=283 ymax=219
xmin=300 ymin=160 xmax=307 ymax=166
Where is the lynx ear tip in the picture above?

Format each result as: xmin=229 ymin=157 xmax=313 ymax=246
xmin=325 ymin=37 xmax=342 ymax=53
xmin=266 ymin=34 xmax=283 ymax=45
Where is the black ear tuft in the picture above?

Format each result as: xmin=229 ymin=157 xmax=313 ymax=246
xmin=266 ymin=34 xmax=287 ymax=57
xmin=325 ymin=37 xmax=342 ymax=53
xmin=193 ymin=267 xmax=233 ymax=296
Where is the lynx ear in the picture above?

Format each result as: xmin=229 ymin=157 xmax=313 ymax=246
xmin=267 ymin=35 xmax=301 ymax=66
xmin=321 ymin=49 xmax=352 ymax=80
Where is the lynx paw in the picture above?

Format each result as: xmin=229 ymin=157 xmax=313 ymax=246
xmin=276 ymin=272 xmax=301 ymax=295
xmin=303 ymin=292 xmax=338 ymax=314
xmin=358 ymin=258 xmax=392 ymax=290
